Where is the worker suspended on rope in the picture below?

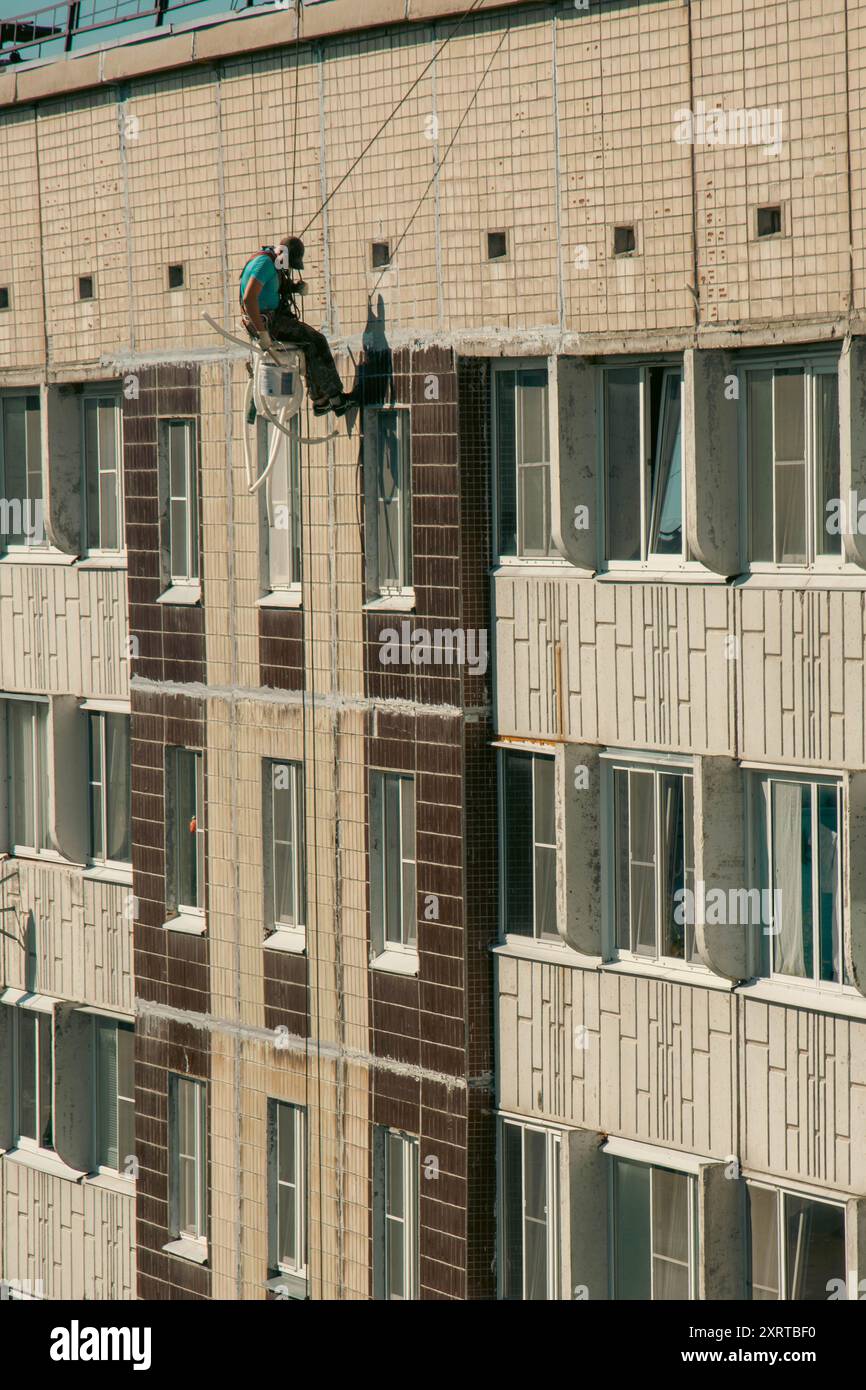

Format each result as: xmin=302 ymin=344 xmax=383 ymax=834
xmin=239 ymin=236 xmax=351 ymax=417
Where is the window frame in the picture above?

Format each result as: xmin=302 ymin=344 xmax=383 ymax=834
xmin=264 ymin=759 xmax=306 ymax=940
xmin=609 ymin=1155 xmax=699 ymax=1301
xmin=267 ymin=1099 xmax=307 ymax=1280
xmin=375 ymin=1126 xmax=420 ymax=1301
xmin=498 ymin=1116 xmax=562 ymax=1300
xmin=748 ymin=767 xmax=850 ymax=995
xmin=363 ymin=405 xmax=413 ymax=600
xmin=492 ymin=359 xmax=558 ymax=565
xmin=599 ymin=357 xmax=689 ymax=571
xmin=369 ymin=769 xmax=417 ymax=965
xmin=12 ymin=1006 xmax=54 ymax=1155
xmin=87 ymin=710 xmax=131 ymax=871
xmin=601 ymin=751 xmax=703 ymax=972
xmin=165 ymin=746 xmax=205 ymax=923
xmin=737 ymin=350 xmax=844 ymax=574
xmin=746 ymin=1179 xmax=847 ymax=1301
xmin=158 ymin=417 xmax=200 ymax=589
xmin=259 ymin=414 xmax=302 ymax=597
xmin=92 ymin=1016 xmax=135 ymax=1177
xmin=169 ymin=1074 xmax=207 ymax=1244
xmin=5 ymin=695 xmax=50 ymax=858
xmin=498 ymin=747 xmax=559 ymax=944
xmin=81 ymin=390 xmax=124 ymax=556
xmin=0 ymin=389 xmax=46 ymax=554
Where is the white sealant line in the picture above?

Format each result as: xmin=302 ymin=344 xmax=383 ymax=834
xmin=130 ymin=674 xmax=479 ymax=721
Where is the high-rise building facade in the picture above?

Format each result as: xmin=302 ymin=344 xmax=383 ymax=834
xmin=1 ymin=0 xmax=866 ymax=1302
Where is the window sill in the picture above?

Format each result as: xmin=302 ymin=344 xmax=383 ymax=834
xmin=6 ymin=849 xmax=84 ymax=870
xmin=596 ymin=568 xmax=728 ymax=585
xmin=76 ymin=556 xmax=127 ymax=572
xmin=82 ymin=863 xmax=133 ymax=888
xmin=732 ymin=570 xmax=866 ymax=592
xmin=735 ymin=978 xmax=866 ymax=1019
xmin=163 ymin=911 xmax=206 ymax=936
xmin=363 ymin=592 xmax=416 ymax=613
xmin=0 ymin=549 xmax=76 ymax=567
xmin=370 ymin=948 xmax=419 ymax=977
xmin=604 ymin=957 xmax=735 ymax=992
xmin=157 ymin=584 xmax=201 ymax=606
xmin=85 ymin=1171 xmax=136 ymax=1196
xmin=3 ymin=1147 xmax=83 ymax=1183
xmin=491 ymin=561 xmax=573 ymax=579
xmin=265 ymin=1271 xmax=308 ymax=1300
xmin=162 ymin=1237 xmax=208 ymax=1265
xmin=257 ymin=590 xmax=303 ymax=610
xmin=492 ymin=937 xmax=600 ymax=969
xmin=263 ymin=928 xmax=306 ymax=955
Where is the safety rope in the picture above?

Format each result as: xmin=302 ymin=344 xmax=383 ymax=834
xmin=298 ymin=0 xmax=488 ymax=239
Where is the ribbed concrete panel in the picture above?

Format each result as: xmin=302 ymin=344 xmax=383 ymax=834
xmin=0 ymin=565 xmax=128 ymax=699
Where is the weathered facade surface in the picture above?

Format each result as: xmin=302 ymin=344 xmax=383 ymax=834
xmin=2 ymin=0 xmax=866 ymax=1301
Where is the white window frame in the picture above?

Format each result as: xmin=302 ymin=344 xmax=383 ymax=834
xmin=492 ymin=360 xmax=558 ymax=564
xmin=264 ymin=760 xmax=306 ymax=941
xmin=81 ymin=391 xmax=124 ymax=556
xmin=364 ymin=406 xmax=413 ymax=600
xmin=609 ymin=1156 xmax=699 ymax=1301
xmin=599 ymin=359 xmax=688 ymax=571
xmin=601 ymin=751 xmax=702 ymax=972
xmin=375 ymin=1127 xmax=419 ymax=1301
xmin=498 ymin=1116 xmax=562 ymax=1300
xmin=5 ymin=695 xmax=50 ymax=857
xmin=498 ymin=748 xmax=558 ymax=943
xmin=746 ymin=1180 xmax=847 ymax=1301
xmin=268 ymin=1099 xmax=307 ymax=1280
xmin=369 ymin=770 xmax=417 ymax=969
xmin=12 ymin=1005 xmax=54 ymax=1155
xmin=87 ymin=710 xmax=131 ymax=870
xmin=259 ymin=415 xmax=302 ymax=598
xmin=92 ymin=1016 xmax=135 ymax=1177
xmin=0 ymin=390 xmax=46 ymax=554
xmin=159 ymin=418 xmax=199 ymax=589
xmin=738 ymin=352 xmax=844 ymax=574
xmin=169 ymin=1074 xmax=207 ymax=1244
xmin=749 ymin=768 xmax=850 ymax=994
xmin=165 ymin=747 xmax=205 ymax=926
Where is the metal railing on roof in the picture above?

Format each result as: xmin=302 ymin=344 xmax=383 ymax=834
xmin=0 ymin=0 xmax=292 ymax=66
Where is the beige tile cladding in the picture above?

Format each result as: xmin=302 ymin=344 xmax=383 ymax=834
xmin=4 ymin=0 xmax=866 ymax=375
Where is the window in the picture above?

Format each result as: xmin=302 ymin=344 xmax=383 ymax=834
xmin=169 ymin=1075 xmax=207 ymax=1242
xmin=0 ymin=287 xmax=9 ymax=311
xmin=500 ymin=1120 xmax=561 ymax=1300
xmin=259 ymin=417 xmax=301 ymax=593
xmin=159 ymin=419 xmax=199 ymax=587
xmin=0 ymin=392 xmax=44 ymax=550
xmin=495 ymin=364 xmax=551 ymax=559
xmin=613 ymin=224 xmax=637 ymax=256
xmin=88 ymin=712 xmax=131 ymax=866
xmin=603 ymin=363 xmax=684 ymax=564
xmin=369 ymin=771 xmax=416 ymax=958
xmin=607 ymin=760 xmax=697 ymax=963
xmin=487 ymin=230 xmax=508 ymax=260
xmin=752 ymin=773 xmax=844 ymax=986
xmin=94 ymin=1018 xmax=134 ymax=1174
xmin=742 ymin=358 xmax=840 ymax=567
xmin=611 ymin=1157 xmax=698 ymax=1300
xmin=500 ymin=750 xmax=557 ymax=941
xmin=375 ymin=1128 xmax=419 ymax=1300
xmin=756 ymin=205 xmax=783 ymax=238
xmin=78 ymin=275 xmax=94 ymax=300
xmin=6 ymin=699 xmax=49 ymax=854
xmin=365 ymin=407 xmax=412 ymax=597
xmin=167 ymin=264 xmax=185 ymax=289
xmin=264 ymin=761 xmax=305 ymax=936
xmin=371 ymin=241 xmax=391 ymax=269
xmin=83 ymin=395 xmax=123 ymax=553
xmin=268 ymin=1100 xmax=306 ymax=1279
xmin=166 ymin=748 xmax=205 ymax=919
xmin=15 ymin=1008 xmax=53 ymax=1151
xmin=748 ymin=1184 xmax=845 ymax=1301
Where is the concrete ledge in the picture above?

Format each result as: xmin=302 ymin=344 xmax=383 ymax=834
xmin=102 ymin=32 xmax=196 ymax=83
xmin=15 ymin=53 xmax=102 ymax=104
xmin=190 ymin=9 xmax=298 ymax=63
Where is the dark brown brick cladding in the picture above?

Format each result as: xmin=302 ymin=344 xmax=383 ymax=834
xmin=263 ymin=947 xmax=309 ymax=1037
xmin=259 ymin=605 xmax=305 ymax=692
xmin=122 ymin=365 xmax=205 ymax=684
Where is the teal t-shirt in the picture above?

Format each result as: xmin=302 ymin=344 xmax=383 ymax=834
xmin=240 ymin=253 xmax=280 ymax=312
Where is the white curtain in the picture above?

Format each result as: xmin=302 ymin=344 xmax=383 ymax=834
xmin=772 ymin=782 xmax=806 ymax=977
